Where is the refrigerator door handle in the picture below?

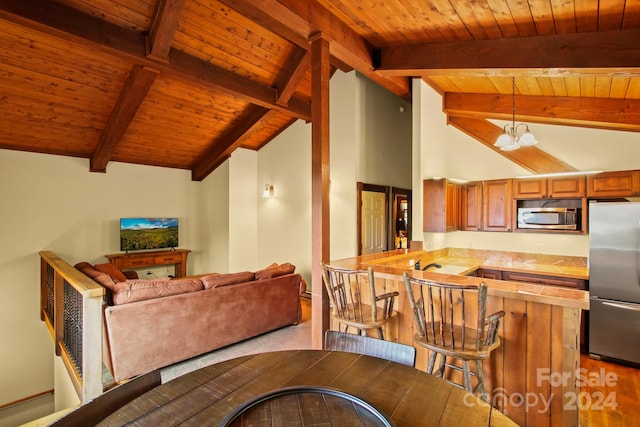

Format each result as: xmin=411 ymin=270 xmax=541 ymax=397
xmin=602 ymin=301 xmax=640 ymax=311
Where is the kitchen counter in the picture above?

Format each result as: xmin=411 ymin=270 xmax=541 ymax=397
xmin=328 ymin=248 xmax=589 ymax=427
xmin=331 ymin=247 xmax=589 ymax=310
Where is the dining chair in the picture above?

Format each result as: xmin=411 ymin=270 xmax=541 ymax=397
xmin=324 ymin=330 xmax=416 ymax=367
xmin=321 ymin=263 xmax=399 ymax=340
xmin=49 ymin=369 xmax=161 ymax=426
xmin=402 ymin=272 xmax=505 ymax=402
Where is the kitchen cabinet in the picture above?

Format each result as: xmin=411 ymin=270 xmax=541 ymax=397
xmin=423 ymin=179 xmax=459 ymax=232
xmin=587 ymin=170 xmax=640 ymax=198
xmin=500 ymin=270 xmax=589 ymax=353
xmin=482 ymin=179 xmax=512 ymax=232
xmin=513 ymin=176 xmax=585 ymax=199
xmin=548 ymin=176 xmax=586 ymax=198
xmin=476 ymin=268 xmax=502 ymax=280
xmin=502 ymin=271 xmax=587 ymax=290
xmin=460 ymin=181 xmax=483 ymax=231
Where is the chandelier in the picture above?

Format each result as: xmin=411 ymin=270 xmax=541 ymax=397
xmin=494 ymin=77 xmax=538 ymax=151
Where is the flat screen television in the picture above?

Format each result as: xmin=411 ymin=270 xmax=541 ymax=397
xmin=120 ymin=217 xmax=179 ymax=252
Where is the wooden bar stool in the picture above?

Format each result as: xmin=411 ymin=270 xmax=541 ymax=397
xmin=321 ymin=263 xmax=399 ymax=340
xmin=402 ymin=272 xmax=505 ymax=402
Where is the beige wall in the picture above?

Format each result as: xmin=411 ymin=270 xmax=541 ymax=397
xmin=0 ymin=151 xmax=206 ymax=424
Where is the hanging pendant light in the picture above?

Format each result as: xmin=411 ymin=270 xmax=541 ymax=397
xmin=494 ymin=77 xmax=538 ymax=151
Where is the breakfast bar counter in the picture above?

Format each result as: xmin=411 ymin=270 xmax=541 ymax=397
xmin=329 ymin=248 xmax=590 ymax=427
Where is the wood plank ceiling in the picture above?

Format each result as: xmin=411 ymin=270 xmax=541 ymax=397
xmin=0 ymin=0 xmax=638 ymax=180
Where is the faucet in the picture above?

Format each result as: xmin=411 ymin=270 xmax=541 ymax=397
xmin=422 ymin=262 xmax=442 ymax=271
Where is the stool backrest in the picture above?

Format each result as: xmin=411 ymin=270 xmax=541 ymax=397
xmin=321 ymin=263 xmax=383 ymax=323
xmin=402 ymin=272 xmax=502 ymax=353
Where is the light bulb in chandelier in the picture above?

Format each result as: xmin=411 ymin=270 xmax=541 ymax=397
xmin=494 ymin=77 xmax=539 ymax=151
xmin=495 ymin=123 xmax=538 ymax=151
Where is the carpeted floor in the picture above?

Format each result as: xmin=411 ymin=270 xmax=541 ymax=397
xmin=161 ymin=298 xmax=312 ymax=382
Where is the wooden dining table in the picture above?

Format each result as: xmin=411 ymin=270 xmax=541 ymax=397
xmin=97 ymin=350 xmax=518 ymax=426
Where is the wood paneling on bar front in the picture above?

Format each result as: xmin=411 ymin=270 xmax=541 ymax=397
xmin=329 ymin=249 xmax=588 ymax=427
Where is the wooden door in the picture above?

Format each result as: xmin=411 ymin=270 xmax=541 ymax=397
xmin=361 ymin=190 xmax=386 ymax=254
xmin=548 ymin=176 xmax=585 ymax=198
xmin=423 ymin=179 xmax=459 ymax=232
xmin=483 ymin=179 xmax=512 ymax=232
xmin=460 ymin=181 xmax=483 ymax=231
xmin=587 ymin=170 xmax=640 ymax=198
xmin=513 ymin=178 xmax=547 ymax=199
xmin=445 ymin=181 xmax=459 ymax=231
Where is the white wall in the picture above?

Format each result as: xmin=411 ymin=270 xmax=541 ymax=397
xmin=257 ymin=121 xmax=313 ymax=281
xmin=199 ymin=161 xmax=230 ymax=274
xmin=357 ymin=72 xmax=413 ymax=188
xmin=490 ymin=119 xmax=640 ymax=174
xmin=327 ymin=71 xmax=413 ymax=260
xmin=412 ymin=79 xmax=640 ymax=256
xmin=328 ymin=71 xmax=359 ymax=260
xmin=228 ymin=149 xmax=259 ymax=272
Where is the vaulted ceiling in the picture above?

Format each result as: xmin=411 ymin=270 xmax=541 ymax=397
xmin=1 ymin=1 xmax=638 ymax=180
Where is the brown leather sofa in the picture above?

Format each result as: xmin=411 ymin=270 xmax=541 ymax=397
xmin=75 ymin=261 xmax=306 ymax=382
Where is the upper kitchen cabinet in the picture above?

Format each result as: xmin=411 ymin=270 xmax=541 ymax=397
xmin=587 ymin=170 xmax=640 ymax=198
xmin=423 ymin=179 xmax=459 ymax=232
xmin=483 ymin=179 xmax=512 ymax=232
xmin=460 ymin=181 xmax=483 ymax=231
xmin=513 ymin=176 xmax=585 ymax=199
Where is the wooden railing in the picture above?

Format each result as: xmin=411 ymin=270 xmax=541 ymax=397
xmin=39 ymin=251 xmax=105 ymax=402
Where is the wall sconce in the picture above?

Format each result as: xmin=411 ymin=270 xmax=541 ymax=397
xmin=262 ymin=183 xmax=274 ymax=198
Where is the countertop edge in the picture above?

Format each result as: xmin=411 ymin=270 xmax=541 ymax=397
xmin=332 ymin=249 xmax=589 ymax=310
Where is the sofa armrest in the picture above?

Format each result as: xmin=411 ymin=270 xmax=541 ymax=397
xmin=299 ymin=277 xmax=308 ymax=295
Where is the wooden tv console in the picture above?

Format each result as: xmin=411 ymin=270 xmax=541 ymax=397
xmin=105 ymin=249 xmax=191 ymax=278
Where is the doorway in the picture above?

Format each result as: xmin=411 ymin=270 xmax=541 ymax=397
xmin=391 ymin=187 xmax=411 ymax=249
xmin=357 ymin=183 xmax=412 ymax=255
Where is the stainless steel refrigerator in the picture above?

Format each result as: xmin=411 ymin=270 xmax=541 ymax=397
xmin=589 ymin=200 xmax=640 ymax=365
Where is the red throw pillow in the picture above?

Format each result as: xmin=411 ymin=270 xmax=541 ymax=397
xmin=75 ymin=265 xmax=116 ymax=290
xmin=255 ymin=263 xmax=296 ymax=280
xmin=94 ymin=263 xmax=127 ymax=283
xmin=201 ymin=271 xmax=255 ymax=289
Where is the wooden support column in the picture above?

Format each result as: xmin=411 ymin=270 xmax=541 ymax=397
xmin=310 ymin=32 xmax=331 ymax=349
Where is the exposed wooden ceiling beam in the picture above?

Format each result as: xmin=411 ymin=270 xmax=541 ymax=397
xmin=444 ymin=93 xmax=640 ymax=132
xmin=376 ymin=30 xmax=640 ymax=77
xmin=275 ymin=49 xmax=310 ymax=107
xmin=219 ymin=0 xmax=311 ymax=50
xmin=0 ymin=0 xmax=311 ymax=121
xmin=192 ymin=107 xmax=273 ymax=181
xmin=193 ymin=41 xmax=325 ymax=180
xmin=447 ymin=116 xmax=577 ymax=174
xmin=146 ymin=0 xmax=187 ymax=62
xmin=90 ymin=65 xmax=159 ymax=173
xmin=218 ymin=0 xmax=411 ymax=100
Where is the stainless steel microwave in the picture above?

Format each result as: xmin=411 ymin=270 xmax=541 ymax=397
xmin=517 ymin=207 xmax=579 ymax=230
